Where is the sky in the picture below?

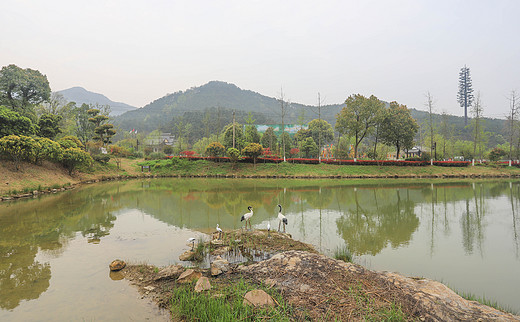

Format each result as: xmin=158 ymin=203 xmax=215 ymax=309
xmin=1 ymin=0 xmax=519 ymax=119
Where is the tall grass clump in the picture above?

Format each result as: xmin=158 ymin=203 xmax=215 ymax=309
xmin=457 ymin=291 xmax=518 ymax=315
xmin=333 ymin=245 xmax=353 ymax=263
xmin=171 ymin=279 xmax=292 ymax=321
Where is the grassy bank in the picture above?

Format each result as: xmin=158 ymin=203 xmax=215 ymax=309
xmin=2 ymin=157 xmax=520 ymax=197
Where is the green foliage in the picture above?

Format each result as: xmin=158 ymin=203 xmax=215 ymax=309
xmin=0 ymin=64 xmax=51 ymax=115
xmin=227 ymin=147 xmax=241 ymax=166
xmin=294 ymin=128 xmax=311 ymax=143
xmin=61 ymin=147 xmax=93 ymax=175
xmin=147 ymin=152 xmax=165 ymax=160
xmin=334 ymin=245 xmax=353 ymax=263
xmin=88 ymin=108 xmax=116 ymax=146
xmin=244 ymin=124 xmax=260 ymax=144
xmin=489 ymin=147 xmax=507 ymax=161
xmin=280 ymin=132 xmax=293 ymax=155
xmin=0 ymin=105 xmax=38 ymax=137
xmin=163 ymin=146 xmax=173 ymax=155
xmin=34 ymin=137 xmax=63 ymax=164
xmin=92 ymin=154 xmax=111 ymax=163
xmin=38 ymin=113 xmax=62 ymax=139
xmin=74 ymin=103 xmax=94 ymax=145
xmin=301 ymin=137 xmax=318 ymax=158
xmin=260 ymin=126 xmax=277 ymax=150
xmin=380 ymin=102 xmax=418 ymax=159
xmin=242 ymin=142 xmax=263 ymax=164
xmin=58 ymin=136 xmax=84 ymax=150
xmin=336 ymin=94 xmax=385 ymax=158
xmin=308 ymin=119 xmax=334 ymax=146
xmin=0 ymin=135 xmax=41 ymax=170
xmin=206 ymin=142 xmax=225 ymax=158
xmin=223 ymin=123 xmax=245 ymax=151
xmin=170 ymin=278 xmax=293 ymax=321
xmin=109 ymin=145 xmax=132 ymax=157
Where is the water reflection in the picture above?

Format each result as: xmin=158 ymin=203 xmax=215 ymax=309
xmin=1 ymin=179 xmax=520 ymax=315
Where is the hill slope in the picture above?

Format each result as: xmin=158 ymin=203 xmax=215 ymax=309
xmin=113 ymin=81 xmax=344 ymax=132
xmin=58 ymin=87 xmax=137 ymax=116
xmin=113 ymin=81 xmax=508 ymax=145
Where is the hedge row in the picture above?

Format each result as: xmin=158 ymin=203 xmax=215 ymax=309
xmin=169 ymin=156 xmax=472 ymax=167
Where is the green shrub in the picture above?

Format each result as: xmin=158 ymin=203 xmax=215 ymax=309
xmin=0 ymin=135 xmax=41 ymax=170
xmin=92 ymin=154 xmax=111 ymax=163
xmin=61 ymin=147 xmax=93 ymax=175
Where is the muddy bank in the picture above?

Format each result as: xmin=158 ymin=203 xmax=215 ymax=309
xmin=115 ymin=231 xmax=519 ymax=321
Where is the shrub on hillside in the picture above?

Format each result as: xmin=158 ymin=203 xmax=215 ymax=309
xmin=0 ymin=135 xmax=41 ymax=170
xmin=61 ymin=147 xmax=93 ymax=175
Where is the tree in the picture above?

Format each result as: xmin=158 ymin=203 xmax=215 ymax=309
xmin=61 ymin=147 xmax=93 ymax=175
xmin=34 ymin=137 xmax=63 ymax=164
xmin=223 ymin=123 xmax=245 ymax=151
xmin=294 ymin=128 xmax=311 ymax=144
xmin=489 ymin=147 xmax=506 ymax=161
xmin=58 ymin=136 xmax=84 ymax=150
xmin=0 ymin=64 xmax=51 ymax=118
xmin=88 ymin=109 xmax=116 ymax=146
xmin=0 ymin=105 xmax=38 ymax=137
xmin=74 ymin=104 xmax=94 ymax=146
xmin=38 ymin=114 xmax=62 ymax=139
xmin=261 ymin=127 xmax=277 ymax=151
xmin=507 ymin=90 xmax=519 ymax=160
xmin=205 ymin=142 xmax=225 ymax=158
xmin=457 ymin=65 xmax=474 ymax=126
xmin=308 ymin=119 xmax=334 ymax=147
xmin=227 ymin=147 xmax=241 ymax=169
xmin=471 ymin=92 xmax=485 ymax=160
xmin=335 ymin=94 xmax=383 ymax=159
xmin=301 ymin=137 xmax=318 ymax=158
xmin=280 ymin=132 xmax=293 ymax=155
xmin=380 ymin=102 xmax=418 ymax=159
xmin=0 ymin=135 xmax=40 ymax=170
xmin=242 ymin=142 xmax=263 ymax=166
xmin=425 ymin=92 xmax=436 ymax=159
xmin=244 ymin=112 xmax=260 ymax=144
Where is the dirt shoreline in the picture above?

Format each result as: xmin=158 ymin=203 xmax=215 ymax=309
xmin=116 ymin=230 xmax=520 ymax=321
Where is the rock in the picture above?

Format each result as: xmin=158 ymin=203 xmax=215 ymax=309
xmin=243 ymin=289 xmax=275 ymax=307
xmin=32 ymin=190 xmax=39 ymax=195
xmin=109 ymin=259 xmax=126 ymax=271
xmin=210 ymin=239 xmax=224 ymax=246
xmin=210 ymin=258 xmax=230 ymax=276
xmin=143 ymin=286 xmax=155 ymax=292
xmin=194 ymin=277 xmax=211 ymax=292
xmin=154 ymin=264 xmax=184 ymax=281
xmin=177 ymin=269 xmax=202 ymax=283
xmin=179 ymin=250 xmax=196 ymax=261
xmin=109 ymin=270 xmax=124 ymax=280
xmin=52 ymin=189 xmax=57 ymax=193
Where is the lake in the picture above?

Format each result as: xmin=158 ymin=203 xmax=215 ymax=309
xmin=1 ymin=178 xmax=519 ymax=320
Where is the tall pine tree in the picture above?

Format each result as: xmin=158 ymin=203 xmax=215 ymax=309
xmin=457 ymin=65 xmax=474 ymax=125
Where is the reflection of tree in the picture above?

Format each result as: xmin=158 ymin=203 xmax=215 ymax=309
xmin=510 ymin=182 xmax=520 ymax=258
xmin=460 ymin=183 xmax=486 ymax=255
xmin=0 ymin=245 xmax=51 ymax=310
xmin=336 ymin=188 xmax=419 ymax=255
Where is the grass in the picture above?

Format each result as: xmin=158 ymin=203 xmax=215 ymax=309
xmin=333 ymin=245 xmax=353 ymax=263
xmin=170 ymin=278 xmax=293 ymax=321
xmin=347 ymin=283 xmax=406 ymax=321
xmin=456 ymin=290 xmax=518 ymax=316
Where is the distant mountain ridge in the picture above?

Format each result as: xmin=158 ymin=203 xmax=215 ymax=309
xmin=114 ymin=81 xmax=344 ymax=132
xmin=112 ymin=80 xmax=508 ymax=145
xmin=57 ymin=87 xmax=136 ymax=116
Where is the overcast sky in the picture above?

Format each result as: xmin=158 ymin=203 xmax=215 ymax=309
xmin=1 ymin=0 xmax=519 ymax=118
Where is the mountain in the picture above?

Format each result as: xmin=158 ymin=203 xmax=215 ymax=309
xmin=113 ymin=80 xmax=508 ymax=147
xmin=114 ymin=81 xmax=343 ymax=132
xmin=57 ymin=87 xmax=137 ymax=116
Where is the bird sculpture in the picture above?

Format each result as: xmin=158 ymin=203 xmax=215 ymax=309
xmin=277 ymin=204 xmax=288 ymax=233
xmin=216 ymin=224 xmax=223 ymax=239
xmin=187 ymin=237 xmax=196 ymax=250
xmin=240 ymin=206 xmax=253 ymax=230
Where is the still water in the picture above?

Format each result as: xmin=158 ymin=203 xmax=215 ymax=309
xmin=1 ymin=178 xmax=519 ymax=320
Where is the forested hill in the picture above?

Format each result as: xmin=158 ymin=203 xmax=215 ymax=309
xmin=113 ymin=80 xmax=508 ymax=145
xmin=58 ymin=87 xmax=136 ymax=116
xmin=113 ymin=81 xmax=344 ymax=132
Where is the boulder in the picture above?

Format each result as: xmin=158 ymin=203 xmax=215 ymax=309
xmin=154 ymin=264 xmax=184 ymax=281
xmin=210 ymin=258 xmax=229 ymax=276
xmin=109 ymin=259 xmax=126 ymax=271
xmin=179 ymin=250 xmax=196 ymax=261
xmin=243 ymin=289 xmax=275 ymax=307
xmin=177 ymin=269 xmax=202 ymax=283
xmin=194 ymin=276 xmax=211 ymax=292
